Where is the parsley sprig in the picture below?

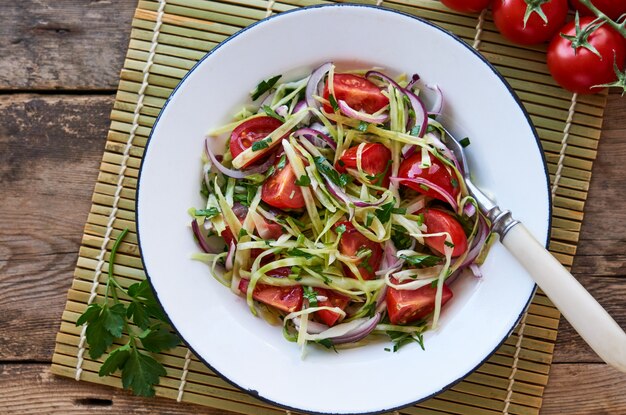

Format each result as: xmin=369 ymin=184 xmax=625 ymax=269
xmin=76 ymin=228 xmax=179 ymax=397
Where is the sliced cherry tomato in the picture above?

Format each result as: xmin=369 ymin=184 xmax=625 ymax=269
xmin=420 ymin=208 xmax=468 ymax=257
xmin=261 ymin=160 xmax=306 ymax=210
xmin=492 ymin=0 xmax=568 ymax=45
xmin=323 ymin=74 xmax=389 ymax=114
xmin=441 ymin=0 xmax=492 ymax=14
xmin=335 ymin=222 xmax=383 ymax=280
xmin=547 ymin=17 xmax=626 ymax=94
xmin=230 ymin=116 xmax=283 ymax=167
xmin=398 ymin=152 xmax=460 ymax=202
xmin=336 ymin=143 xmax=392 ymax=187
xmin=313 ymin=287 xmax=350 ymax=327
xmin=386 ymin=283 xmax=453 ymax=325
xmin=263 ymin=221 xmax=284 ymax=240
xmin=238 ymin=268 xmax=302 ymax=313
xmin=570 ymin=0 xmax=626 ymax=21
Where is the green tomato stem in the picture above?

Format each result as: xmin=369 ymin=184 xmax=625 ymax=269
xmin=578 ymin=0 xmax=626 ymax=38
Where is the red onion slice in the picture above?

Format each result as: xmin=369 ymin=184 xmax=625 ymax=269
xmin=463 ymin=202 xmax=477 ymax=217
xmin=306 ymin=62 xmax=332 ymax=110
xmin=427 ymin=84 xmax=443 ymax=114
xmin=331 ymin=314 xmax=381 ymax=345
xmin=225 ymin=241 xmax=236 ymax=271
xmin=469 ymin=263 xmax=482 ymax=278
xmin=365 ymin=70 xmax=403 ymax=90
xmin=191 ymin=219 xmax=218 ymax=253
xmin=323 ymin=176 xmax=388 ymax=208
xmin=390 ymin=176 xmax=458 ymax=211
xmin=338 ymin=100 xmax=389 ymax=124
xmin=406 ymin=73 xmax=421 ymax=90
xmin=293 ymin=128 xmax=337 ymax=150
xmin=205 ymin=138 xmax=275 ymax=178
xmin=404 ymin=89 xmax=428 ymax=137
xmin=401 ymin=143 xmax=417 ymax=159
xmin=458 ymin=216 xmax=490 ymax=269
xmin=293 ymin=100 xmax=307 ymax=114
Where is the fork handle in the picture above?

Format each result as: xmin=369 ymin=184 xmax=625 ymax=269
xmin=501 ymin=222 xmax=626 ymax=373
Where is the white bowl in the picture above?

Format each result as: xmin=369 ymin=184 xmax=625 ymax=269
xmin=137 ymin=4 xmax=550 ymax=414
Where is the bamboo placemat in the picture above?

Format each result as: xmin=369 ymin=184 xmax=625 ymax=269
xmin=51 ymin=0 xmax=609 ymax=414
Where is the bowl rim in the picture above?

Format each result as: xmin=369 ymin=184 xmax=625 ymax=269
xmin=135 ymin=4 xmax=552 ymax=414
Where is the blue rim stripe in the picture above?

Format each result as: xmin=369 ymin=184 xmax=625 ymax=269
xmin=135 ymin=4 xmax=552 ymax=414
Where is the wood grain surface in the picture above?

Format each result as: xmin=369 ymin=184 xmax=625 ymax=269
xmin=1 ymin=1 xmax=625 ymax=413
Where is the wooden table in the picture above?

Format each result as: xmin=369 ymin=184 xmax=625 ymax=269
xmin=1 ymin=1 xmax=625 ymax=413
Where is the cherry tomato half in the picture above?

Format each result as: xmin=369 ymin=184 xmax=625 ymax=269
xmin=335 ymin=221 xmax=383 ymax=280
xmin=547 ymin=17 xmax=626 ymax=94
xmin=313 ymin=287 xmax=351 ymax=327
xmin=238 ymin=268 xmax=303 ymax=313
xmin=570 ymin=0 xmax=626 ymax=21
xmin=336 ymin=143 xmax=392 ymax=187
xmin=230 ymin=116 xmax=283 ymax=168
xmin=261 ymin=160 xmax=306 ymax=210
xmin=398 ymin=152 xmax=460 ymax=203
xmin=420 ymin=208 xmax=468 ymax=257
xmin=492 ymin=0 xmax=568 ymax=45
xmin=323 ymin=74 xmax=389 ymax=114
xmin=386 ymin=283 xmax=453 ymax=325
xmin=441 ymin=0 xmax=492 ymax=14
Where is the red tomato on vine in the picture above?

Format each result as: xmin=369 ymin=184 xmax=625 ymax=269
xmin=492 ymin=0 xmax=569 ymax=45
xmin=547 ymin=16 xmax=626 ymax=94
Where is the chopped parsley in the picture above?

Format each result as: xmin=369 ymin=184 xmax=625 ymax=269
xmin=313 ymin=156 xmax=352 ymax=187
xmin=365 ymin=159 xmax=392 ymax=186
xmin=262 ymin=105 xmax=285 ymax=122
xmin=287 ymin=248 xmax=313 ymax=259
xmin=335 ymin=224 xmax=347 ymax=235
xmin=251 ymin=139 xmax=270 ymax=152
xmin=193 ymin=207 xmax=219 ymax=218
xmin=410 ymin=126 xmax=421 ymax=136
xmin=250 ymin=74 xmax=281 ymax=101
xmin=302 ymin=286 xmax=318 ymax=307
xmin=399 ymin=254 xmax=442 ymax=268
xmin=276 ymin=154 xmax=287 ymax=170
xmin=386 ymin=330 xmax=425 ymax=352
xmin=375 ymin=199 xmax=406 ymax=224
xmin=328 ymin=94 xmax=339 ymax=112
xmin=391 ymin=225 xmax=412 ymax=250
xmin=238 ymin=228 xmax=248 ymax=238
xmin=460 ymin=137 xmax=471 ymax=148
xmin=444 ymin=240 xmax=455 ymax=248
xmin=295 ymin=175 xmax=311 ymax=186
xmin=357 ymin=121 xmax=369 ymax=132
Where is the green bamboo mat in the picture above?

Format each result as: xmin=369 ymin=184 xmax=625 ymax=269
xmin=51 ymin=0 xmax=609 ymax=414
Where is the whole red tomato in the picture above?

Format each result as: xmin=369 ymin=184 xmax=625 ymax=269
xmin=570 ymin=0 xmax=626 ymax=21
xmin=492 ymin=0 xmax=569 ymax=45
xmin=547 ymin=16 xmax=626 ymax=94
xmin=441 ymin=0 xmax=491 ymax=13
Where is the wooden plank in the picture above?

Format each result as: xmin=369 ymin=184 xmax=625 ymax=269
xmin=0 ymin=95 xmax=112 ymax=360
xmin=0 ymin=0 xmax=136 ymax=90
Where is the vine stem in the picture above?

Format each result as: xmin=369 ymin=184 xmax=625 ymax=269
xmin=578 ymin=0 xmax=626 ymax=38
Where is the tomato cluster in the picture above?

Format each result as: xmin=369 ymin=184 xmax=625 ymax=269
xmin=441 ymin=0 xmax=626 ymax=94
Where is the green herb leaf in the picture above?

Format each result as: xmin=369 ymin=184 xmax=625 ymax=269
xmin=262 ymin=105 xmax=285 ymax=122
xmin=357 ymin=121 xmax=369 ymax=132
xmin=295 ymin=175 xmax=311 ymax=186
xmin=399 ymin=254 xmax=442 ymax=268
xmin=459 ymin=137 xmax=471 ymax=148
xmin=444 ymin=240 xmax=455 ymax=248
xmin=313 ymin=156 xmax=351 ymax=187
xmin=251 ymin=75 xmax=281 ymax=101
xmin=287 ymin=248 xmax=313 ymax=259
xmin=391 ymin=225 xmax=412 ymax=250
xmin=328 ymin=94 xmax=339 ymax=112
xmin=335 ymin=224 xmax=347 ymax=235
xmin=365 ymin=213 xmax=374 ymax=228
xmin=302 ymin=286 xmax=318 ymax=307
xmin=121 ymin=347 xmax=167 ymax=397
xmin=315 ymin=338 xmax=338 ymax=352
xmin=251 ymin=139 xmax=270 ymax=152
xmin=238 ymin=228 xmax=248 ymax=238
xmin=387 ymin=330 xmax=426 ymax=352
xmin=193 ymin=207 xmax=219 ymax=218
xmin=375 ymin=199 xmax=404 ymax=224
xmin=139 ymin=325 xmax=180 ymax=353
xmin=276 ymin=154 xmax=287 ymax=170
xmin=99 ymin=343 xmax=131 ymax=377
xmin=84 ymin=303 xmax=127 ymax=359
xmin=410 ymin=126 xmax=421 ymax=136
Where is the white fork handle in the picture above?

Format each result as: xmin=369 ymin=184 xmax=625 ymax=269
xmin=501 ymin=223 xmax=626 ymax=373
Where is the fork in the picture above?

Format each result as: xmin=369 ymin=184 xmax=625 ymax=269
xmin=443 ymin=129 xmax=626 ymax=373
